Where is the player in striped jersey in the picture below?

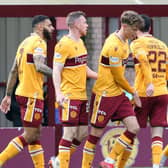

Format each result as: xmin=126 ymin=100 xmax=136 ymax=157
xmin=0 ymin=15 xmax=54 ymax=168
xmin=50 ymin=11 xmax=97 ymax=168
xmin=130 ymin=14 xmax=168 ymax=168
xmin=81 ymin=10 xmax=143 ymax=168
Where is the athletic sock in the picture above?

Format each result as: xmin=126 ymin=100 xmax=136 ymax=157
xmin=28 ymin=140 xmax=44 ymax=168
xmin=151 ymin=136 xmax=163 ymax=166
xmin=0 ymin=136 xmax=28 ymax=166
xmin=58 ymin=139 xmax=72 ymax=168
xmin=82 ymin=135 xmax=99 ymax=168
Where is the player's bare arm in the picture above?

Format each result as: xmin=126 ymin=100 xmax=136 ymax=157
xmin=6 ymin=58 xmax=18 ymax=96
xmin=86 ymin=66 xmax=97 ymax=80
xmin=0 ymin=58 xmax=18 ymax=113
xmin=53 ymin=62 xmax=67 ymax=107
xmin=33 ymin=54 xmax=52 ymax=76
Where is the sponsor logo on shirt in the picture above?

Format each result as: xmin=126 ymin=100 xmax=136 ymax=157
xmin=54 ymin=52 xmax=62 ymax=59
xmin=34 ymin=107 xmax=43 ymax=113
xmin=64 ymin=54 xmax=87 ymax=67
xmin=34 ymin=47 xmax=43 ymax=54
xmin=110 ymin=56 xmax=119 ymax=63
xmin=75 ymin=55 xmax=87 ymax=64
xmin=98 ymin=110 xmax=106 ymax=116
xmin=70 ymin=105 xmax=78 ymax=110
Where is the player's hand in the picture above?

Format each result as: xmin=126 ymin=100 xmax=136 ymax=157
xmin=0 ymin=95 xmax=11 ymax=113
xmin=133 ymin=91 xmax=142 ymax=107
xmin=146 ymin=83 xmax=154 ymax=97
xmin=56 ymin=92 xmax=68 ymax=108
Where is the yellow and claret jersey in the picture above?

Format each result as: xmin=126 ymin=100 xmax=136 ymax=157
xmin=15 ymin=33 xmax=47 ymax=99
xmin=53 ymin=36 xmax=87 ymax=100
xmin=130 ymin=35 xmax=168 ymax=97
xmin=93 ymin=32 xmax=132 ymax=96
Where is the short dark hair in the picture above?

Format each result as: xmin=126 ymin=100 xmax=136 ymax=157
xmin=32 ymin=15 xmax=49 ymax=28
xmin=139 ymin=14 xmax=152 ymax=32
xmin=66 ymin=11 xmax=86 ymax=27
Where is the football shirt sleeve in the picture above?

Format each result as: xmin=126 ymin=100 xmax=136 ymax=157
xmin=53 ymin=42 xmax=69 ymax=65
xmin=33 ymin=39 xmax=46 ymax=58
xmin=108 ymin=45 xmax=134 ymax=94
xmin=130 ymin=41 xmax=153 ymax=86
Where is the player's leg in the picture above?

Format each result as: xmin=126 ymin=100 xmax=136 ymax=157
xmin=22 ymin=97 xmax=45 ymax=168
xmin=48 ymin=129 xmax=85 ymax=168
xmin=0 ymin=134 xmax=28 ymax=167
xmin=106 ymin=116 xmax=138 ymax=163
xmin=0 ymin=96 xmax=44 ymax=167
xmin=71 ymin=125 xmax=88 ymax=155
xmin=116 ymin=145 xmax=132 ymax=168
xmin=57 ymin=99 xmax=86 ymax=168
xmin=71 ymin=100 xmax=89 ymax=155
xmin=58 ymin=126 xmax=78 ymax=168
xmin=151 ymin=127 xmax=163 ymax=168
xmin=100 ymin=95 xmax=139 ymax=167
xmin=83 ymin=93 xmax=112 ymax=168
xmin=82 ymin=127 xmax=103 ymax=168
xmin=26 ymin=126 xmax=44 ymax=168
xmin=150 ymin=95 xmax=168 ymax=168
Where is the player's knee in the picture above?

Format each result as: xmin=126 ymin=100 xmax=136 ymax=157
xmin=71 ymin=128 xmax=78 ymax=138
xmin=81 ymin=128 xmax=88 ymax=139
xmin=129 ymin=125 xmax=140 ymax=134
xmin=23 ymin=131 xmax=41 ymax=143
xmin=90 ymin=126 xmax=104 ymax=137
xmin=62 ymin=127 xmax=77 ymax=141
xmin=77 ymin=128 xmax=88 ymax=141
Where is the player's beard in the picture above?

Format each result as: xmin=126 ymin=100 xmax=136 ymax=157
xmin=43 ymin=28 xmax=52 ymax=41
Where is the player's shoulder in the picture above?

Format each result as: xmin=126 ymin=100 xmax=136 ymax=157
xmin=104 ymin=33 xmax=118 ymax=48
xmin=155 ymin=37 xmax=167 ymax=47
xmin=56 ymin=36 xmax=71 ymax=48
xmin=132 ymin=36 xmax=143 ymax=43
xmin=34 ymin=35 xmax=45 ymax=44
xmin=130 ymin=38 xmax=143 ymax=49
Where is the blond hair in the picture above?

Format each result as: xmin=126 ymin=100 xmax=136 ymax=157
xmin=66 ymin=11 xmax=86 ymax=27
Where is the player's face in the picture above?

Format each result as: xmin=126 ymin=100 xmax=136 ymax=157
xmin=43 ymin=19 xmax=54 ymax=40
xmin=124 ymin=24 xmax=138 ymax=40
xmin=74 ymin=16 xmax=88 ymax=36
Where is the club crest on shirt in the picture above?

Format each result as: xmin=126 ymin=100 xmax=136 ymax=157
xmin=114 ymin=47 xmax=118 ymax=52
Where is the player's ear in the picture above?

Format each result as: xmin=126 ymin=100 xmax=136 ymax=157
xmin=122 ymin=23 xmax=127 ymax=28
xmin=37 ymin=22 xmax=44 ymax=31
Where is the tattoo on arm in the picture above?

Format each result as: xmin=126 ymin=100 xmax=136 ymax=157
xmin=33 ymin=55 xmax=52 ymax=76
xmin=6 ymin=58 xmax=18 ymax=96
